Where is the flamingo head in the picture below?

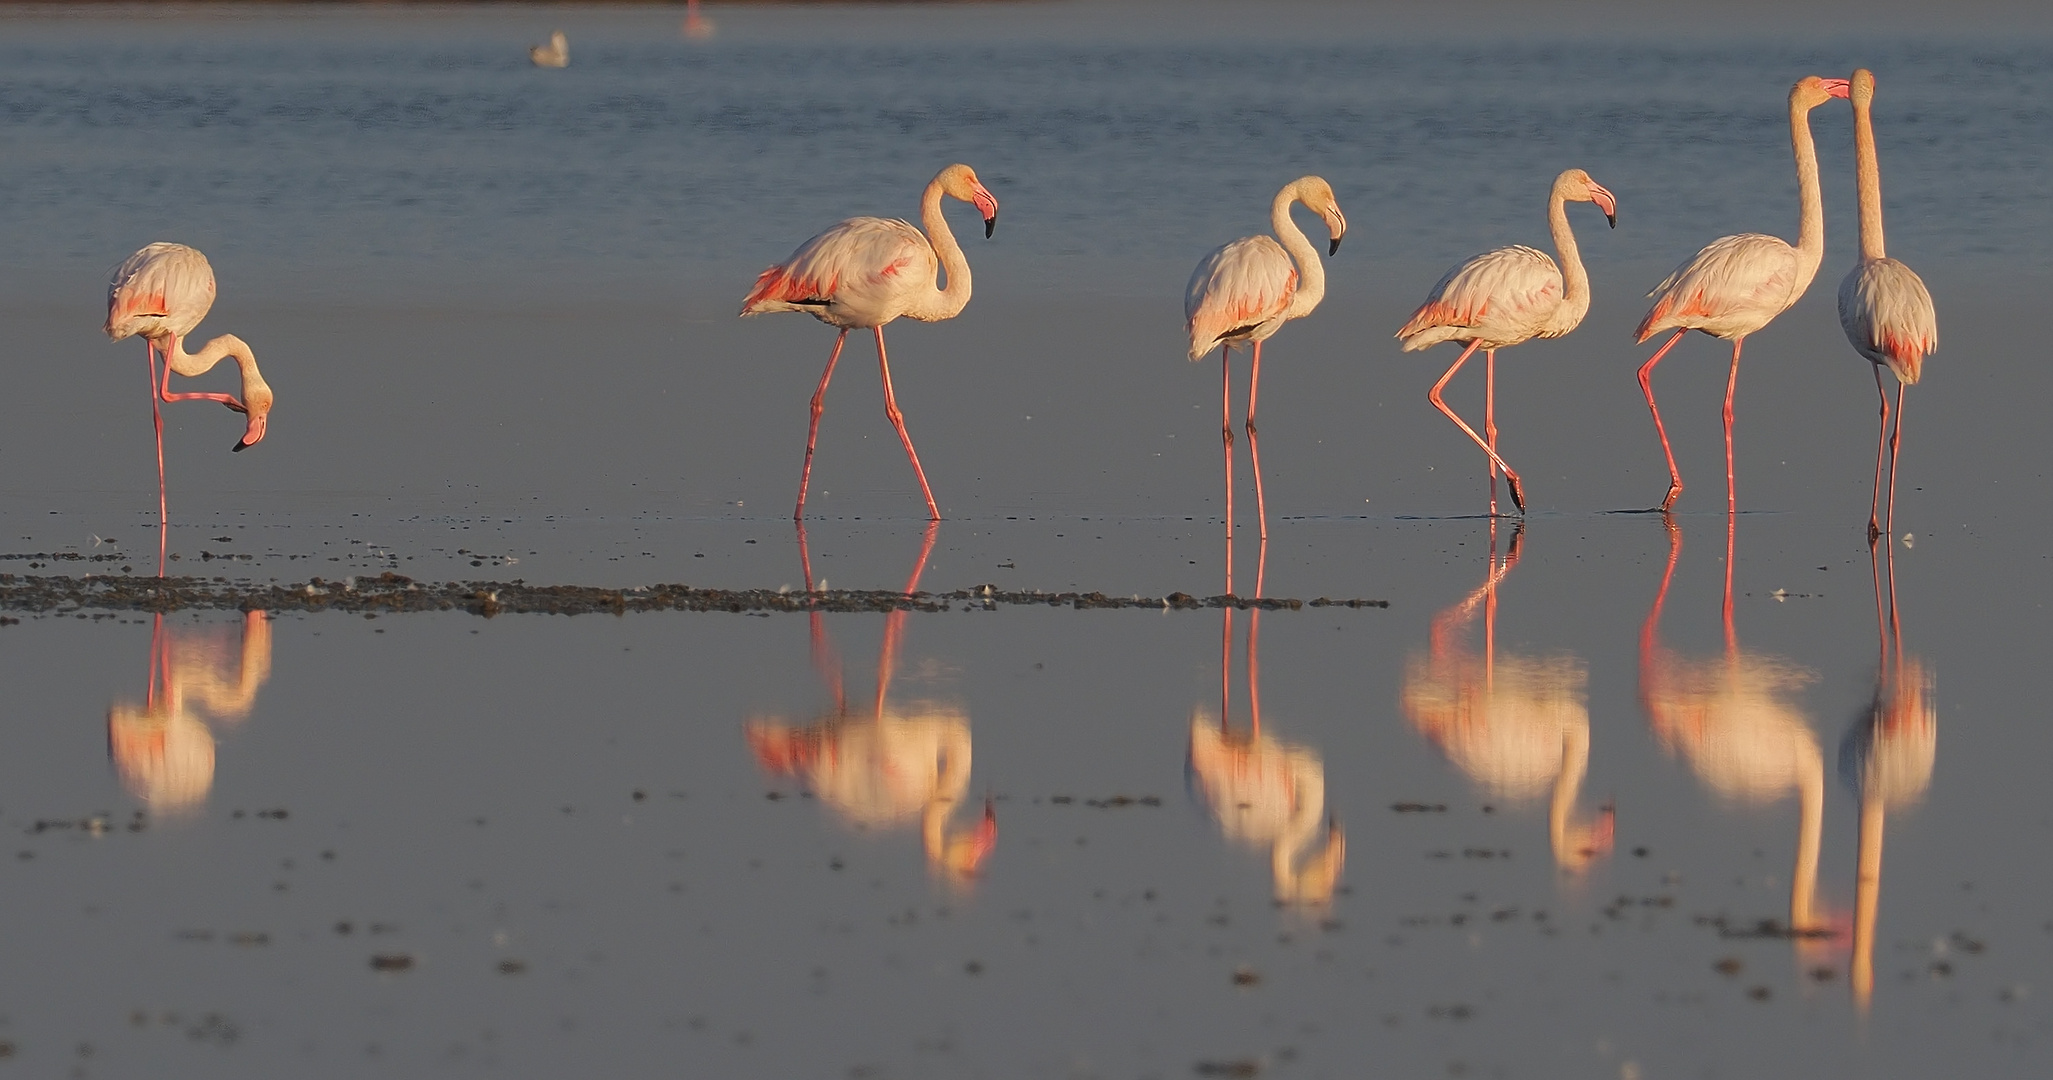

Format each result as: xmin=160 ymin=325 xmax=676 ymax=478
xmin=230 ymin=376 xmax=272 ymax=452
xmin=937 ymin=163 xmax=999 ymax=238
xmin=1849 ymin=68 xmax=1876 ymax=108
xmin=1292 ymin=175 xmax=1347 ymax=255
xmin=1794 ymin=75 xmax=1852 ymax=108
xmin=1558 ymin=169 xmax=1617 ymax=228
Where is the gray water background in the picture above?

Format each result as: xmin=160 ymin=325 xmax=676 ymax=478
xmin=1 ymin=2 xmax=2051 ymax=1077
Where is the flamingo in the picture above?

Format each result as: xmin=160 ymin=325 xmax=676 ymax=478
xmin=1838 ymin=68 xmax=1938 ymax=543
xmin=1185 ymin=176 xmax=1346 ymax=594
xmin=1399 ymin=523 xmax=1615 ymax=872
xmin=1396 ymin=169 xmax=1617 ymax=516
xmin=1636 ymin=76 xmax=1851 ymax=513
xmin=683 ymin=0 xmax=714 ymax=39
xmin=741 ymin=163 xmax=999 ymax=522
xmin=104 ymin=242 xmax=275 ymax=575
xmin=530 ymin=31 xmax=568 ymax=68
xmin=745 ymin=524 xmax=996 ymax=883
xmin=107 ymin=611 xmax=272 ymax=814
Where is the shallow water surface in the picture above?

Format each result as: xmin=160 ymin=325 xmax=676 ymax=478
xmin=1 ymin=2 xmax=2051 ymax=1078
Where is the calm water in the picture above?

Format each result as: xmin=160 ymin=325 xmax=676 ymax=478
xmin=2 ymin=2 xmax=2051 ymax=1077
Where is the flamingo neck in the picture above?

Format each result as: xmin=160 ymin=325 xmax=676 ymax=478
xmin=1851 ymin=794 xmax=1884 ymax=1011
xmin=171 ymin=334 xmax=270 ymax=403
xmin=1790 ymin=738 xmax=1825 ymax=930
xmin=1852 ymin=95 xmax=1888 ymax=262
xmin=1548 ymin=722 xmax=1590 ymax=867
xmin=1789 ymin=96 xmax=1830 ymax=298
xmin=1547 ymin=187 xmax=1591 ymax=330
xmin=913 ymin=178 xmax=972 ymax=321
xmin=1271 ymin=184 xmax=1325 ymax=320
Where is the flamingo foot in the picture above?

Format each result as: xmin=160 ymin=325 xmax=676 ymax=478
xmin=1657 ymin=481 xmax=1682 ymax=513
xmin=1504 ymin=474 xmax=1527 ymax=515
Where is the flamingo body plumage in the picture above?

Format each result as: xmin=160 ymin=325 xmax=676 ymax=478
xmin=1399 ymin=169 xmax=1616 ymax=515
xmin=742 ymin=164 xmax=998 ymax=522
xmin=1635 ymin=76 xmax=1851 ymax=513
xmin=1183 ymin=176 xmax=1346 ymax=588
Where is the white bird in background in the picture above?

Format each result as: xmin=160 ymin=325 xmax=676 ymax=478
xmin=1397 ymin=168 xmax=1617 ymax=516
xmin=741 ymin=163 xmax=999 ymax=522
xmin=1184 ymin=176 xmax=1347 ymax=593
xmin=530 ymin=30 xmax=568 ymax=68
xmin=1634 ymin=75 xmax=1852 ymax=514
xmin=1838 ymin=67 xmax=1937 ymax=543
xmin=104 ymin=242 xmax=275 ymax=575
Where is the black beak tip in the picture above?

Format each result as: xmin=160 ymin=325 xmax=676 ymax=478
xmin=1606 ymin=213 xmax=1617 ymax=229
xmin=231 ymin=439 xmax=250 ymax=453
xmin=984 ymin=216 xmax=996 ymax=239
xmin=1328 ymin=237 xmax=1343 ymax=256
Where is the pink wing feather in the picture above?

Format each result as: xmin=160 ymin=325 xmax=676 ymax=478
xmin=105 ymin=242 xmax=216 ymax=342
xmin=1395 ymin=245 xmax=1562 ymax=350
xmin=1636 ymin=233 xmax=1799 ymax=342
xmin=740 ymin=217 xmax=934 ymax=322
xmin=1184 ymin=235 xmax=1297 ymax=360
xmin=1838 ymin=257 xmax=1937 ymax=385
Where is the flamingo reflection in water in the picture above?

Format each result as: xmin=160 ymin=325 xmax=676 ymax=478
xmin=1639 ymin=518 xmax=1839 ymax=948
xmin=1187 ymin=542 xmax=1346 ymax=905
xmin=1400 ymin=523 xmax=1614 ymax=872
xmin=745 ymin=525 xmax=995 ymax=884
xmin=107 ymin=612 xmax=273 ymax=813
xmin=1843 ymin=538 xmax=1935 ymax=1010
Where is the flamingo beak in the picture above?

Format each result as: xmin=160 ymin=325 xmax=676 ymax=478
xmin=232 ymin=413 xmax=267 ymax=453
xmin=1594 ymin=186 xmax=1618 ymax=228
xmin=1822 ymin=78 xmax=1852 ymax=99
xmin=971 ymin=184 xmax=999 ymax=239
xmin=1328 ymin=236 xmax=1342 ymax=256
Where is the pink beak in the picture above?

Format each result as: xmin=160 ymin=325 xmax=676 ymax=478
xmin=1821 ymin=78 xmax=1852 ymax=99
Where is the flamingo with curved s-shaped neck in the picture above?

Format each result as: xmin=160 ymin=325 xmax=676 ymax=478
xmin=1635 ymin=76 xmax=1851 ymax=513
xmin=742 ymin=164 xmax=999 ymax=522
xmin=1838 ymin=68 xmax=1937 ymax=543
xmin=1397 ymin=169 xmax=1616 ymax=516
xmin=1184 ymin=176 xmax=1346 ymax=593
xmin=104 ymin=243 xmax=275 ymax=575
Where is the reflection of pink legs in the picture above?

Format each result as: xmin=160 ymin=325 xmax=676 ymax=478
xmin=795 ymin=330 xmax=847 ymax=521
xmin=876 ymin=327 xmax=940 ymax=521
xmin=1637 ymin=328 xmax=1687 ymax=511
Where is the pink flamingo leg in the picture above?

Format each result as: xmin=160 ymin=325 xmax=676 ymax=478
xmin=1246 ymin=340 xmax=1269 ymax=543
xmin=146 ymin=341 xmax=169 ymax=576
xmin=1221 ymin=347 xmax=1235 ymax=595
xmin=155 ymin=333 xmax=246 ymax=410
xmin=794 ymin=329 xmax=847 ymax=521
xmin=874 ymin=326 xmax=940 ymax=522
xmin=1722 ymin=338 xmax=1744 ymax=516
xmin=1428 ymin=341 xmax=1525 ymax=513
xmin=1485 ymin=349 xmax=1500 ymax=517
xmin=1867 ymin=366 xmax=1891 ymax=542
xmin=1636 ymin=328 xmax=1688 ymax=511
xmin=1885 ymin=383 xmax=1906 ymax=540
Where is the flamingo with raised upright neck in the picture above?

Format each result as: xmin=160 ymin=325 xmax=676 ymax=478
xmin=1838 ymin=68 xmax=1938 ymax=543
xmin=1397 ymin=169 xmax=1616 ymax=516
xmin=1636 ymin=76 xmax=1851 ymax=513
xmin=104 ymin=242 xmax=275 ymax=575
xmin=1185 ymin=176 xmax=1346 ymax=594
xmin=742 ymin=163 xmax=999 ymax=522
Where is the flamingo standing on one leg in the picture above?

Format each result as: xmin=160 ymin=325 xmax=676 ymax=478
xmin=104 ymin=243 xmax=275 ymax=575
xmin=1185 ymin=176 xmax=1346 ymax=593
xmin=741 ymin=163 xmax=999 ymax=522
xmin=1397 ymin=169 xmax=1617 ymax=516
xmin=1636 ymin=76 xmax=1851 ymax=513
xmin=1838 ymin=68 xmax=1937 ymax=544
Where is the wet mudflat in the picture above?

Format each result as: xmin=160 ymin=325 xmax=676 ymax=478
xmin=3 ymin=1 xmax=2052 ymax=1077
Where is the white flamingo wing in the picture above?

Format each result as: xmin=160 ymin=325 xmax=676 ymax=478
xmin=105 ymin=242 xmax=216 ymax=341
xmin=1636 ymin=233 xmax=1799 ymax=342
xmin=1185 ymin=235 xmax=1297 ymax=360
xmin=1839 ymin=257 xmax=1937 ymax=385
xmin=1395 ymin=245 xmax=1563 ymax=351
xmin=740 ymin=217 xmax=936 ymax=327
